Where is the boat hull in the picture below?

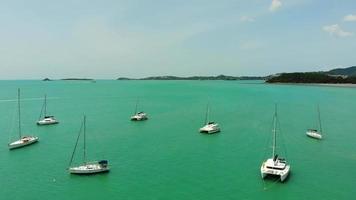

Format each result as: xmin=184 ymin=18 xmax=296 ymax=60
xmin=261 ymin=171 xmax=290 ymax=182
xmin=37 ymin=118 xmax=59 ymax=125
xmin=306 ymin=131 xmax=322 ymax=139
xmin=9 ymin=136 xmax=39 ymax=150
xmin=199 ymin=123 xmax=220 ymax=134
xmin=37 ymin=121 xmax=59 ymax=125
xmin=260 ymin=160 xmax=290 ymax=182
xmin=130 ymin=117 xmax=148 ymax=121
xmin=199 ymin=129 xmax=220 ymax=134
xmin=131 ymin=112 xmax=148 ymax=121
xmin=69 ymin=163 xmax=109 ymax=174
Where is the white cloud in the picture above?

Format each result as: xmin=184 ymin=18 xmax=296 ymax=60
xmin=240 ymin=16 xmax=255 ymax=22
xmin=269 ymin=0 xmax=282 ymax=12
xmin=323 ymin=24 xmax=353 ymax=37
xmin=343 ymin=14 xmax=356 ymax=22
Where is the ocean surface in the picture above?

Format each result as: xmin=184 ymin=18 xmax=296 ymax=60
xmin=0 ymin=80 xmax=355 ymax=200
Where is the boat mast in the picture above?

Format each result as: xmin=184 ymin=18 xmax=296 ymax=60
xmin=205 ymin=103 xmax=210 ymax=125
xmin=318 ymin=105 xmax=322 ymax=134
xmin=44 ymin=94 xmax=47 ymax=117
xmin=38 ymin=95 xmax=45 ymax=121
xmin=68 ymin=117 xmax=84 ymax=167
xmin=272 ymin=104 xmax=277 ymax=158
xmin=83 ymin=115 xmax=86 ymax=164
xmin=134 ymin=99 xmax=138 ymax=114
xmin=18 ymin=88 xmax=22 ymax=139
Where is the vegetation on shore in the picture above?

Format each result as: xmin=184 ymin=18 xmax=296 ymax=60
xmin=117 ymin=75 xmax=264 ymax=81
xmin=61 ymin=78 xmax=94 ymax=81
xmin=43 ymin=66 xmax=356 ymax=84
xmin=266 ymin=72 xmax=356 ymax=84
xmin=266 ymin=66 xmax=356 ymax=84
xmin=43 ymin=78 xmax=94 ymax=81
xmin=328 ymin=66 xmax=356 ymax=76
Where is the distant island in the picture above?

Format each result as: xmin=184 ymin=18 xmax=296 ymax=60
xmin=42 ymin=66 xmax=356 ymax=84
xmin=117 ymin=75 xmax=265 ymax=81
xmin=42 ymin=78 xmax=95 ymax=81
xmin=61 ymin=78 xmax=94 ymax=81
xmin=267 ymin=66 xmax=356 ymax=84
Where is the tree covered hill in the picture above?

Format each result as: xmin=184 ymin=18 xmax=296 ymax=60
xmin=266 ymin=66 xmax=356 ymax=84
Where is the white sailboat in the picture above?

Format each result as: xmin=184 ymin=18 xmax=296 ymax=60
xmin=306 ymin=105 xmax=322 ymax=140
xmin=199 ymin=104 xmax=220 ymax=134
xmin=68 ymin=116 xmax=109 ymax=174
xmin=36 ymin=94 xmax=59 ymax=125
xmin=261 ymin=105 xmax=290 ymax=182
xmin=130 ymin=99 xmax=148 ymax=121
xmin=8 ymin=89 xmax=39 ymax=150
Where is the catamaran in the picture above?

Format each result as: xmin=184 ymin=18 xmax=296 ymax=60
xmin=131 ymin=99 xmax=148 ymax=121
xmin=261 ymin=105 xmax=290 ymax=182
xmin=306 ymin=105 xmax=322 ymax=140
xmin=199 ymin=104 xmax=220 ymax=134
xmin=8 ymin=89 xmax=39 ymax=150
xmin=68 ymin=115 xmax=109 ymax=174
xmin=37 ymin=94 xmax=59 ymax=125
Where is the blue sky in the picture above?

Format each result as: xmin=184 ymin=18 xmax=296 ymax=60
xmin=0 ymin=0 xmax=355 ymax=79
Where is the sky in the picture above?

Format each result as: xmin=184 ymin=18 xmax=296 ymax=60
xmin=0 ymin=0 xmax=355 ymax=79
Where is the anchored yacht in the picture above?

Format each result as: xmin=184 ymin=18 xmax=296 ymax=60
xmin=8 ymin=89 xmax=39 ymax=150
xmin=131 ymin=112 xmax=148 ymax=121
xmin=130 ymin=99 xmax=148 ymax=121
xmin=37 ymin=94 xmax=59 ymax=125
xmin=9 ymin=136 xmax=39 ymax=150
xmin=69 ymin=160 xmax=109 ymax=174
xmin=261 ymin=105 xmax=290 ymax=182
xmin=306 ymin=129 xmax=322 ymax=139
xmin=199 ymin=122 xmax=220 ymax=134
xmin=199 ymin=104 xmax=220 ymax=134
xmin=68 ymin=116 xmax=109 ymax=174
xmin=306 ymin=105 xmax=322 ymax=140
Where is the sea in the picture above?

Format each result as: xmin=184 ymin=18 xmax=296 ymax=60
xmin=0 ymin=80 xmax=355 ymax=200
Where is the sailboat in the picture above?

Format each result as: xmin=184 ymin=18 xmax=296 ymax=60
xmin=8 ymin=89 xmax=39 ymax=150
xmin=306 ymin=105 xmax=322 ymax=140
xmin=199 ymin=104 xmax=220 ymax=134
xmin=68 ymin=115 xmax=109 ymax=174
xmin=261 ymin=105 xmax=290 ymax=182
xmin=130 ymin=99 xmax=148 ymax=121
xmin=36 ymin=94 xmax=59 ymax=125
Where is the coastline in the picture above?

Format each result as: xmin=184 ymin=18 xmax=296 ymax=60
xmin=311 ymin=83 xmax=356 ymax=88
xmin=268 ymin=82 xmax=356 ymax=88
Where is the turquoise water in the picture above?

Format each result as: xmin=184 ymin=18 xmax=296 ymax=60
xmin=0 ymin=80 xmax=355 ymax=199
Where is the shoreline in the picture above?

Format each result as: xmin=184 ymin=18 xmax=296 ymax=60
xmin=268 ymin=82 xmax=356 ymax=88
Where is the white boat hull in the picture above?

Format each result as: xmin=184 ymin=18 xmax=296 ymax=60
xmin=131 ymin=113 xmax=148 ymax=121
xmin=306 ymin=130 xmax=322 ymax=139
xmin=199 ymin=123 xmax=220 ymax=134
xmin=69 ymin=162 xmax=109 ymax=174
xmin=37 ymin=117 xmax=59 ymax=125
xmin=261 ymin=168 xmax=290 ymax=182
xmin=131 ymin=116 xmax=147 ymax=121
xmin=9 ymin=136 xmax=39 ymax=150
xmin=199 ymin=129 xmax=220 ymax=134
xmin=260 ymin=159 xmax=290 ymax=182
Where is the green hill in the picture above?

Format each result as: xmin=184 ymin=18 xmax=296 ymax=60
xmin=266 ymin=72 xmax=356 ymax=84
xmin=266 ymin=66 xmax=356 ymax=84
xmin=117 ymin=75 xmax=264 ymax=80
xmin=327 ymin=66 xmax=356 ymax=76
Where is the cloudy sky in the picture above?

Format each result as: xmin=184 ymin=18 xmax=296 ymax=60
xmin=0 ymin=0 xmax=355 ymax=79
